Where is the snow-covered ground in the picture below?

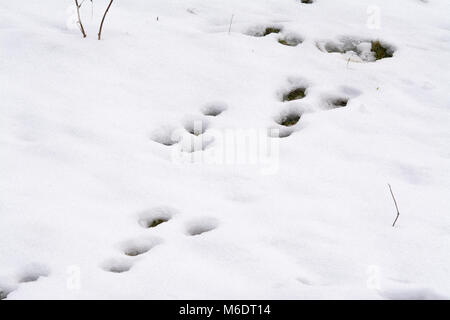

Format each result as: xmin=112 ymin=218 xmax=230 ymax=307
xmin=1 ymin=0 xmax=449 ymax=300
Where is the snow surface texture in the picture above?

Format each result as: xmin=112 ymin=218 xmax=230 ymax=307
xmin=1 ymin=0 xmax=449 ymax=300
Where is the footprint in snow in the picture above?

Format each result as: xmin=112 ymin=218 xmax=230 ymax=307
xmin=119 ymin=237 xmax=163 ymax=257
xmin=245 ymin=25 xmax=283 ymax=37
xmin=186 ymin=217 xmax=219 ymax=236
xmin=200 ymin=102 xmax=228 ymax=117
xmin=316 ymin=37 xmax=395 ymax=62
xmin=138 ymin=206 xmax=177 ymax=229
xmin=17 ymin=263 xmax=50 ymax=283
xmin=0 ymin=283 xmax=16 ymax=300
xmin=101 ymin=258 xmax=134 ymax=274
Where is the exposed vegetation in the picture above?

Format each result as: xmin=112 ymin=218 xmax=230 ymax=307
xmin=283 ymin=88 xmax=306 ymax=101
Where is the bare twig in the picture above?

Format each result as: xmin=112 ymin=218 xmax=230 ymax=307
xmin=388 ymin=184 xmax=400 ymax=227
xmin=228 ymin=14 xmax=234 ymax=34
xmin=98 ymin=0 xmax=114 ymax=40
xmin=75 ymin=0 xmax=87 ymax=38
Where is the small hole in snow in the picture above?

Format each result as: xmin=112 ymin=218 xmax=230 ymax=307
xmin=317 ymin=38 xmax=394 ymax=62
xmin=18 ymin=264 xmax=50 ymax=283
xmin=187 ymin=218 xmax=218 ymax=236
xmin=276 ymin=110 xmax=302 ymax=127
xmin=247 ymin=25 xmax=283 ymax=37
xmin=184 ymin=118 xmax=209 ymax=136
xmin=371 ymin=40 xmax=394 ymax=60
xmin=268 ymin=126 xmax=294 ymax=138
xmin=328 ymin=98 xmax=349 ymax=109
xmin=0 ymin=289 xmax=10 ymax=300
xmin=145 ymin=218 xmax=169 ymax=229
xmin=262 ymin=27 xmax=282 ymax=36
xmin=138 ymin=206 xmax=176 ymax=229
xmin=121 ymin=238 xmax=162 ymax=257
xmin=150 ymin=125 xmax=180 ymax=146
xmin=201 ymin=102 xmax=228 ymax=117
xmin=102 ymin=259 xmax=133 ymax=273
xmin=282 ymin=87 xmax=307 ymax=101
xmin=124 ymin=246 xmax=150 ymax=257
xmin=278 ymin=35 xmax=303 ymax=47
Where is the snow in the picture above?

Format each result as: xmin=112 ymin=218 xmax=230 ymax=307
xmin=1 ymin=0 xmax=449 ymax=299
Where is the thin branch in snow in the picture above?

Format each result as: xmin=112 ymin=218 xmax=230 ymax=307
xmin=228 ymin=14 xmax=234 ymax=34
xmin=98 ymin=0 xmax=114 ymax=40
xmin=388 ymin=184 xmax=400 ymax=227
xmin=75 ymin=0 xmax=87 ymax=38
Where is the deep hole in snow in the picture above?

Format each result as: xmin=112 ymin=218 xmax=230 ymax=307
xmin=282 ymin=87 xmax=307 ymax=101
xmin=300 ymin=0 xmax=314 ymax=4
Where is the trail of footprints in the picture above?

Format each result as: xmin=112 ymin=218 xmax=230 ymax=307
xmin=0 ymin=264 xmax=50 ymax=300
xmin=0 ymin=2 xmax=401 ymax=298
xmin=102 ymin=207 xmax=218 ymax=274
xmin=151 ymin=102 xmax=228 ymax=153
xmin=243 ymin=18 xmax=393 ymax=138
xmin=269 ymin=80 xmax=353 ymax=139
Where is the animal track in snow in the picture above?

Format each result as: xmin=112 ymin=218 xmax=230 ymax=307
xmin=377 ymin=280 xmax=448 ymax=300
xmin=18 ymin=264 xmax=50 ymax=283
xmin=120 ymin=237 xmax=163 ymax=257
xmin=138 ymin=206 xmax=177 ymax=229
xmin=101 ymin=207 xmax=175 ymax=274
xmin=179 ymin=134 xmax=215 ymax=153
xmin=278 ymin=34 xmax=303 ymax=47
xmin=317 ymin=37 xmax=395 ymax=62
xmin=186 ymin=217 xmax=219 ymax=236
xmin=201 ymin=102 xmax=228 ymax=117
xmin=150 ymin=125 xmax=180 ymax=146
xmin=0 ymin=286 xmax=13 ymax=300
xmin=324 ymin=97 xmax=349 ymax=109
xmin=282 ymin=87 xmax=307 ymax=102
xmin=246 ymin=25 xmax=305 ymax=48
xmin=246 ymin=25 xmax=283 ymax=37
xmin=102 ymin=258 xmax=134 ymax=273
xmin=183 ymin=117 xmax=210 ymax=136
xmin=275 ymin=109 xmax=302 ymax=127
xmin=267 ymin=126 xmax=294 ymax=139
